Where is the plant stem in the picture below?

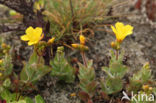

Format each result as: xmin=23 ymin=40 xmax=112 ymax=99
xmin=81 ymin=52 xmax=87 ymax=67
xmin=116 ymin=49 xmax=118 ymax=60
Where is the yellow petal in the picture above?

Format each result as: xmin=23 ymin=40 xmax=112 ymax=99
xmin=115 ymin=22 xmax=124 ymax=32
xmin=118 ymin=25 xmax=133 ymax=41
xmin=35 ymin=27 xmax=43 ymax=37
xmin=124 ymin=25 xmax=133 ymax=36
xmin=114 ymin=22 xmax=124 ymax=41
xmin=26 ymin=26 xmax=34 ymax=35
xmin=111 ymin=25 xmax=117 ymax=35
xmin=28 ymin=41 xmax=38 ymax=46
xmin=21 ymin=35 xmax=29 ymax=41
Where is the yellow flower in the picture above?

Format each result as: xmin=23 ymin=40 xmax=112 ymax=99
xmin=21 ymin=26 xmax=44 ymax=46
xmin=111 ymin=22 xmax=133 ymax=42
xmin=48 ymin=37 xmax=55 ymax=44
xmin=79 ymin=35 xmax=86 ymax=45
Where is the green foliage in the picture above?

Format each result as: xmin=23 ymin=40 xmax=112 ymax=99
xmin=20 ymin=51 xmax=51 ymax=84
xmin=0 ymin=89 xmax=45 ymax=103
xmin=78 ymin=60 xmax=96 ymax=97
xmin=2 ymin=78 xmax=11 ymax=88
xmin=128 ymin=63 xmax=153 ymax=93
xmin=43 ymin=0 xmax=113 ymax=39
xmin=101 ymin=51 xmax=128 ymax=94
xmin=101 ymin=77 xmax=123 ymax=94
xmin=50 ymin=46 xmax=75 ymax=83
xmin=35 ymin=95 xmax=45 ymax=103
xmin=110 ymin=50 xmax=124 ymax=64
xmin=0 ymin=89 xmax=17 ymax=103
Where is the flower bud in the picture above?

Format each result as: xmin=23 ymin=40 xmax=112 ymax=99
xmin=71 ymin=44 xmax=79 ymax=49
xmin=80 ymin=35 xmax=86 ymax=45
xmin=48 ymin=37 xmax=55 ymax=45
xmin=72 ymin=44 xmax=89 ymax=51
xmin=57 ymin=46 xmax=64 ymax=53
xmin=111 ymin=41 xmax=119 ymax=49
xmin=1 ymin=43 xmax=7 ymax=49
xmin=143 ymin=62 xmax=150 ymax=69
xmin=111 ymin=42 xmax=116 ymax=48
xmin=142 ymin=85 xmax=149 ymax=90
xmin=79 ymin=45 xmax=89 ymax=51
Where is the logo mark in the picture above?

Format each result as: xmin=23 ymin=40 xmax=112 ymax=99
xmin=121 ymin=91 xmax=155 ymax=102
xmin=121 ymin=91 xmax=130 ymax=101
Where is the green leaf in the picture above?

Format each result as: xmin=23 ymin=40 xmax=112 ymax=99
xmin=25 ymin=97 xmax=34 ymax=103
xmin=3 ymin=78 xmax=11 ymax=88
xmin=35 ymin=95 xmax=45 ymax=103
xmin=128 ymin=64 xmax=153 ymax=93
xmin=109 ymin=62 xmax=127 ymax=78
xmin=78 ymin=60 xmax=96 ymax=96
xmin=101 ymin=77 xmax=123 ymax=94
xmin=1 ymin=54 xmax=13 ymax=78
xmin=20 ymin=51 xmax=51 ymax=84
xmin=110 ymin=50 xmax=124 ymax=65
xmin=17 ymin=100 xmax=26 ymax=103
xmin=0 ymin=89 xmax=16 ymax=102
xmin=50 ymin=46 xmax=75 ymax=83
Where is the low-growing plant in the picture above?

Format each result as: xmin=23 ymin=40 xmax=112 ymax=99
xmin=99 ymin=22 xmax=156 ymax=103
xmin=101 ymin=50 xmax=128 ymax=94
xmin=20 ymin=51 xmax=51 ymax=85
xmin=72 ymin=35 xmax=96 ymax=103
xmin=50 ymin=46 xmax=75 ymax=83
xmin=0 ymin=88 xmax=45 ymax=103
xmin=100 ymin=22 xmax=133 ymax=95
xmin=78 ymin=60 xmax=96 ymax=103
xmin=0 ymin=27 xmax=50 ymax=102
xmin=128 ymin=63 xmax=154 ymax=93
xmin=127 ymin=63 xmax=156 ymax=103
xmin=0 ymin=50 xmax=45 ymax=103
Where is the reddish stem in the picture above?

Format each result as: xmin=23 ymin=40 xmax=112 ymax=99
xmin=116 ymin=50 xmax=118 ymax=60
xmin=81 ymin=52 xmax=87 ymax=67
